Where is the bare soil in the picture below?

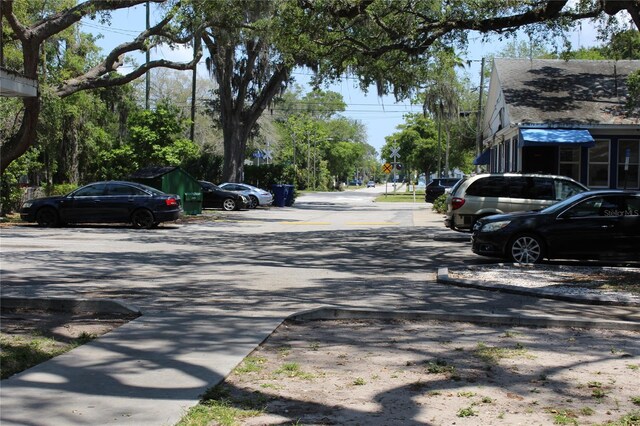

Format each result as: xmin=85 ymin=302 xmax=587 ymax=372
xmin=0 ymin=308 xmax=136 ymax=343
xmin=3 ymin=311 xmax=640 ymax=425
xmin=216 ymin=319 xmax=640 ymax=426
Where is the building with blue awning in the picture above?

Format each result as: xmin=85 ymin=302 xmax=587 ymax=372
xmin=480 ymin=59 xmax=640 ymax=189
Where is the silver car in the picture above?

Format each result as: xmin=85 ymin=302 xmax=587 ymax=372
xmin=219 ymin=183 xmax=274 ymax=208
xmin=445 ymin=173 xmax=588 ymax=232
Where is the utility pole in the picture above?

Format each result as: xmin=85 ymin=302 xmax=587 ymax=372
xmin=475 ymin=57 xmax=485 ymax=173
xmin=145 ymin=1 xmax=150 ymax=110
xmin=437 ymin=101 xmax=442 ymax=178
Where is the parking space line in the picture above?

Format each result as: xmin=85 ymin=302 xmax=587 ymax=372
xmin=345 ymin=222 xmax=400 ymax=226
xmin=279 ymin=222 xmax=331 ymax=225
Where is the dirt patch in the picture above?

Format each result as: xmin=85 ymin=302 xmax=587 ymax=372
xmin=210 ymin=319 xmax=640 ymax=425
xmin=1 ymin=308 xmax=137 ymax=343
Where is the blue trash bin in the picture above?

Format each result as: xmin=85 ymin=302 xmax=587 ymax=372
xmin=272 ymin=184 xmax=286 ymax=207
xmin=284 ymin=184 xmax=295 ymax=206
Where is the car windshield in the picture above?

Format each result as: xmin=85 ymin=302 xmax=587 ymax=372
xmin=539 ymin=192 xmax=589 ymax=214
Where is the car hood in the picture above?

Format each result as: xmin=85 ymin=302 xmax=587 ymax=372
xmin=479 ymin=210 xmax=543 ymax=223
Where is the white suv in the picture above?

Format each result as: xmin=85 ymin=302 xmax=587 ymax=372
xmin=444 ymin=174 xmax=588 ymax=232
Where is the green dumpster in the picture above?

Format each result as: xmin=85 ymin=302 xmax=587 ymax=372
xmin=183 ymin=192 xmax=203 ymax=215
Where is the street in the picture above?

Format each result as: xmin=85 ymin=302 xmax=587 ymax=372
xmin=2 ymin=191 xmax=635 ymax=426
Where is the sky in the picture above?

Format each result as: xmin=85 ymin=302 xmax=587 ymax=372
xmin=81 ymin=4 xmax=600 ymax=158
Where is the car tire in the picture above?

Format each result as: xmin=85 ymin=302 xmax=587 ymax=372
xmin=36 ymin=207 xmax=60 ymax=227
xmin=508 ymin=234 xmax=545 ymax=264
xmin=222 ymin=198 xmax=236 ymax=211
xmin=249 ymin=195 xmax=259 ymax=209
xmin=131 ymin=209 xmax=155 ymax=229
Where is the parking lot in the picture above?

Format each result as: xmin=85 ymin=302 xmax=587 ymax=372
xmin=1 ymin=194 xmax=638 ymax=425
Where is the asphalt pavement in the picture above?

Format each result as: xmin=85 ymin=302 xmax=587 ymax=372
xmin=1 ymin=190 xmax=638 ymax=425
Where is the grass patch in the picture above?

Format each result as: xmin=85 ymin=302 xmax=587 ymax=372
xmin=593 ymin=411 xmax=640 ymax=426
xmin=274 ymin=362 xmax=314 ymax=380
xmin=425 ymin=359 xmax=455 ymax=375
xmin=178 ymin=386 xmax=263 ymax=426
xmin=580 ymin=407 xmax=595 ymax=416
xmin=0 ymin=332 xmax=95 ymax=380
xmin=632 ymin=397 xmax=640 ymax=406
xmin=352 ymin=377 xmax=366 ymax=386
xmin=374 ymin=192 xmax=425 ymax=203
xmin=234 ymin=356 xmax=267 ymax=374
xmin=457 ymin=406 xmax=477 ymax=417
xmin=545 ymin=408 xmax=578 ymax=425
xmin=473 ymin=342 xmax=533 ymax=364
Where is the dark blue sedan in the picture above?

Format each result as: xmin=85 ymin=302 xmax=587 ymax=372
xmin=472 ymin=190 xmax=640 ymax=263
xmin=20 ymin=181 xmax=181 ymax=229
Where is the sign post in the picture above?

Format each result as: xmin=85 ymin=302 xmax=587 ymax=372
xmin=624 ymin=147 xmax=631 ymax=189
xmin=390 ymin=146 xmax=400 ymax=193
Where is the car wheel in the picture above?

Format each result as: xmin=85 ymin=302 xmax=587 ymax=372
xmin=508 ymin=234 xmax=544 ymax=264
xmin=36 ymin=207 xmax=59 ymax=227
xmin=222 ymin=198 xmax=236 ymax=211
xmin=131 ymin=209 xmax=155 ymax=229
xmin=249 ymin=195 xmax=259 ymax=209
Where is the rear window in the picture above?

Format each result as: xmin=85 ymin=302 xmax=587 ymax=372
xmin=449 ymin=178 xmax=466 ymax=196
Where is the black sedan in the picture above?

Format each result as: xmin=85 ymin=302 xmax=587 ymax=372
xmin=20 ymin=181 xmax=181 ymax=229
xmin=424 ymin=178 xmax=460 ymax=203
xmin=472 ymin=190 xmax=640 ymax=263
xmin=199 ymin=181 xmax=249 ymax=211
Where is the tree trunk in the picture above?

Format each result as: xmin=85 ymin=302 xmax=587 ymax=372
xmin=55 ymin=114 xmax=80 ymax=184
xmin=221 ymin=115 xmax=248 ymax=182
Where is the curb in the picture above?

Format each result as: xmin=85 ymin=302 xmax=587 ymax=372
xmin=289 ymin=306 xmax=640 ymax=331
xmin=1 ymin=296 xmax=141 ymax=315
xmin=436 ymin=267 xmax=639 ymax=307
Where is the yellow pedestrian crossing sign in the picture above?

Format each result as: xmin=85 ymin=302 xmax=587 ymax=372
xmin=382 ymin=163 xmax=392 ymax=174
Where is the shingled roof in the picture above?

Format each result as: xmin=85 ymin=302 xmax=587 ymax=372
xmin=494 ymin=59 xmax=639 ymax=126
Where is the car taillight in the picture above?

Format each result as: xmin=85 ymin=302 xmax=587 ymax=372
xmin=165 ymin=198 xmax=178 ymax=206
xmin=451 ymin=197 xmax=465 ymax=210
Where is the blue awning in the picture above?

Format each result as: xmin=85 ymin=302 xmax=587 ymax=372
xmin=519 ymin=129 xmax=595 ymax=148
xmin=473 ymin=149 xmax=491 ymax=165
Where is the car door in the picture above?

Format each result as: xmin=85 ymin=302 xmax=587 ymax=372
xmin=60 ymin=183 xmax=108 ymax=223
xmin=104 ymin=183 xmax=150 ymax=221
xmin=200 ymin=182 xmax=222 ymax=208
xmin=616 ymin=195 xmax=640 ymax=259
xmin=544 ymin=195 xmax=628 ymax=259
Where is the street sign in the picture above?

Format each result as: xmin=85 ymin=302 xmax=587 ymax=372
xmin=263 ymin=149 xmax=273 ymax=160
xmin=382 ymin=163 xmax=392 ymax=174
xmin=390 ymin=147 xmax=401 ymax=158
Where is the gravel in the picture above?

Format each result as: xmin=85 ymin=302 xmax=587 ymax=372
xmin=449 ymin=264 xmax=640 ymax=305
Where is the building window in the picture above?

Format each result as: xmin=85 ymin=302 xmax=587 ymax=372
xmin=511 ymin=138 xmax=518 ymax=171
xmin=588 ymin=139 xmax=610 ymax=188
xmin=617 ymin=139 xmax=640 ymax=189
xmin=559 ymin=147 xmax=581 ymax=181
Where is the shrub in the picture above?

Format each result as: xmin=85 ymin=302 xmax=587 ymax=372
xmin=432 ymin=193 xmax=448 ymax=214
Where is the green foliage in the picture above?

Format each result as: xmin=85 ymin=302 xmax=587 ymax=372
xmin=127 ymin=100 xmax=199 ymax=168
xmin=275 ymin=90 xmax=373 ymax=189
xmin=43 ymin=183 xmax=78 ymax=196
xmin=432 ymin=194 xmax=448 ymax=214
xmin=0 ymin=149 xmax=42 ymax=215
xmin=626 ymin=71 xmax=640 ymax=115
